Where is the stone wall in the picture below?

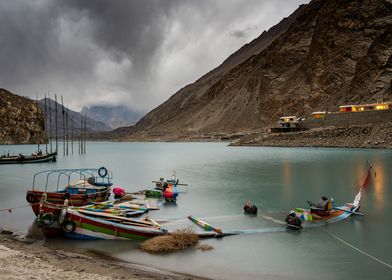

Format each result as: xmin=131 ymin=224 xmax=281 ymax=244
xmin=302 ymin=109 xmax=392 ymax=129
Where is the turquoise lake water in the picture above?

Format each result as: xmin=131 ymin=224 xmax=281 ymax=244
xmin=0 ymin=142 xmax=391 ymax=279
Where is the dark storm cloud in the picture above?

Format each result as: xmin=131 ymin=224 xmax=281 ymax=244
xmin=0 ymin=0 xmax=309 ymax=112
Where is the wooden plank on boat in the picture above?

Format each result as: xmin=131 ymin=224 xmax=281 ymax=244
xmin=145 ymin=216 xmax=161 ymax=228
xmin=145 ymin=200 xmax=160 ymax=210
xmin=77 ymin=209 xmax=153 ymax=226
xmin=188 ymin=215 xmax=222 ymax=234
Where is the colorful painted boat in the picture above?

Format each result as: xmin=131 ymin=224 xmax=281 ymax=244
xmin=0 ymin=152 xmax=57 ymax=164
xmin=26 ymin=167 xmax=112 ymax=218
xmin=286 ymin=189 xmax=362 ymax=229
xmin=62 ymin=208 xmax=167 ymax=240
xmin=188 ymin=215 xmax=223 ymax=234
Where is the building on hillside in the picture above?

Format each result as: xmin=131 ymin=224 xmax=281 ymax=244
xmin=311 ymin=111 xmax=328 ymax=119
xmin=338 ymin=101 xmax=392 ymax=112
xmin=278 ymin=116 xmax=302 ymax=128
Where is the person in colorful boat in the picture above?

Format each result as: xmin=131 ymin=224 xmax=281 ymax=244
xmin=309 ymin=196 xmax=333 ymax=216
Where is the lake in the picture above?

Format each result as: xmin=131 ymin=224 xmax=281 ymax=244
xmin=0 ymin=142 xmax=391 ymax=279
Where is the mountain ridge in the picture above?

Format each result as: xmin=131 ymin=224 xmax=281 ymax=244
xmin=117 ymin=0 xmax=392 ymax=139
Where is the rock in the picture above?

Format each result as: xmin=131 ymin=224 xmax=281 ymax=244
xmin=0 ymin=88 xmax=47 ymax=144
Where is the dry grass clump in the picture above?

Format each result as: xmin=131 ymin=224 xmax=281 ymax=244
xmin=140 ymin=228 xmax=199 ymax=254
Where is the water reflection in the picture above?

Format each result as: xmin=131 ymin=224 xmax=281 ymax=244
xmin=372 ymin=164 xmax=384 ymax=210
xmin=1 ymin=143 xmax=392 ymax=280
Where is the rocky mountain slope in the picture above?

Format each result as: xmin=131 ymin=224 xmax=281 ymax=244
xmin=121 ymin=0 xmax=392 ymax=139
xmin=0 ymin=88 xmax=46 ymax=144
xmin=81 ymin=105 xmax=143 ymax=129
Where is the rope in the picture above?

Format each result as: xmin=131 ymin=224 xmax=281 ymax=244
xmin=0 ymin=204 xmax=33 ymax=212
xmin=322 ymin=228 xmax=392 ymax=270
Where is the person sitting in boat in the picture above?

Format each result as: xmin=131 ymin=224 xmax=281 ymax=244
xmin=156 ymin=177 xmax=165 ymax=190
xmin=316 ymin=196 xmax=330 ymax=210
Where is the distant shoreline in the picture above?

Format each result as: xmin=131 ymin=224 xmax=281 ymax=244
xmin=2 ymin=122 xmax=392 ymax=150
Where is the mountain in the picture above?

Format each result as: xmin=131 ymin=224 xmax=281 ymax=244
xmin=81 ymin=105 xmax=144 ymax=129
xmin=120 ymin=0 xmax=392 ymax=139
xmin=0 ymin=88 xmax=46 ymax=144
xmin=38 ymin=98 xmax=111 ymax=136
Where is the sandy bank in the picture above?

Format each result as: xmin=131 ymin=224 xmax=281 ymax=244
xmin=0 ymin=231 xmax=205 ymax=280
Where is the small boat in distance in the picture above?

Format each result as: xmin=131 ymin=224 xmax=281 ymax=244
xmin=0 ymin=151 xmax=57 ymax=164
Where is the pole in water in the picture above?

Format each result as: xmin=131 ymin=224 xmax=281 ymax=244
xmin=55 ymin=94 xmax=58 ymax=154
xmin=48 ymin=93 xmax=52 ymax=153
xmin=65 ymin=107 xmax=69 ymax=156
xmin=61 ymin=96 xmax=65 ymax=156
xmin=44 ymin=93 xmax=48 ymax=154
xmin=71 ymin=115 xmax=74 ymax=154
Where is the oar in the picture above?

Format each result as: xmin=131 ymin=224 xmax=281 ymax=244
xmin=332 ymin=207 xmax=364 ymax=216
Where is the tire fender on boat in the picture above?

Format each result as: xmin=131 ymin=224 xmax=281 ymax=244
xmin=98 ymin=167 xmax=108 ymax=178
xmin=62 ymin=221 xmax=76 ymax=233
xmin=40 ymin=213 xmax=55 ymax=227
xmin=26 ymin=193 xmax=37 ymax=204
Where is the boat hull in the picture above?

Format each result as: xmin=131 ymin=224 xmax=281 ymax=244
xmin=0 ymin=153 xmax=57 ymax=164
xmin=27 ymin=189 xmax=111 ymax=216
xmin=63 ymin=210 xmax=167 ymax=240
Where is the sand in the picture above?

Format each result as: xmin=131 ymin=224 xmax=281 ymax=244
xmin=0 ymin=232 xmax=205 ymax=280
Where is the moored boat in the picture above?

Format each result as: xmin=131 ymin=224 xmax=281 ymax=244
xmin=0 ymin=152 xmax=57 ymax=164
xmin=62 ymin=208 xmax=167 ymax=240
xmin=26 ymin=167 xmax=112 ymax=218
xmin=286 ymin=190 xmax=362 ymax=229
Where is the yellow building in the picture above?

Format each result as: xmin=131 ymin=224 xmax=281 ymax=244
xmin=311 ymin=111 xmax=327 ymax=119
xmin=278 ymin=116 xmax=300 ymax=128
xmin=338 ymin=102 xmax=392 ymax=112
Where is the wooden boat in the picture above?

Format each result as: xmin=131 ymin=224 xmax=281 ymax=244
xmin=286 ymin=189 xmax=362 ymax=229
xmin=61 ymin=208 xmax=167 ymax=240
xmin=0 ymin=152 xmax=57 ymax=164
xmin=153 ymin=173 xmax=188 ymax=201
xmin=26 ymin=167 xmax=112 ymax=217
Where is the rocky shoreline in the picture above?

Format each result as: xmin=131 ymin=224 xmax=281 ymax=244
xmin=0 ymin=231 xmax=206 ymax=280
xmin=230 ymin=123 xmax=392 ymax=149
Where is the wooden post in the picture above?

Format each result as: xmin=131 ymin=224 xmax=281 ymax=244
xmin=66 ymin=107 xmax=69 ymax=156
xmin=48 ymin=93 xmax=52 ymax=153
xmin=44 ymin=93 xmax=48 ymax=154
xmin=61 ymin=96 xmax=65 ymax=156
xmin=71 ymin=114 xmax=74 ymax=154
xmin=55 ymin=94 xmax=58 ymax=154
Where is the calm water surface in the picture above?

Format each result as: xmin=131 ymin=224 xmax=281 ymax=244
xmin=0 ymin=142 xmax=391 ymax=279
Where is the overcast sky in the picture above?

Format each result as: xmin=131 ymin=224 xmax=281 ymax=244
xmin=0 ymin=0 xmax=309 ymax=113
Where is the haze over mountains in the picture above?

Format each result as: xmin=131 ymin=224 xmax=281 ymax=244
xmin=117 ymin=0 xmax=392 ymax=139
xmin=81 ymin=105 xmax=144 ymax=129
